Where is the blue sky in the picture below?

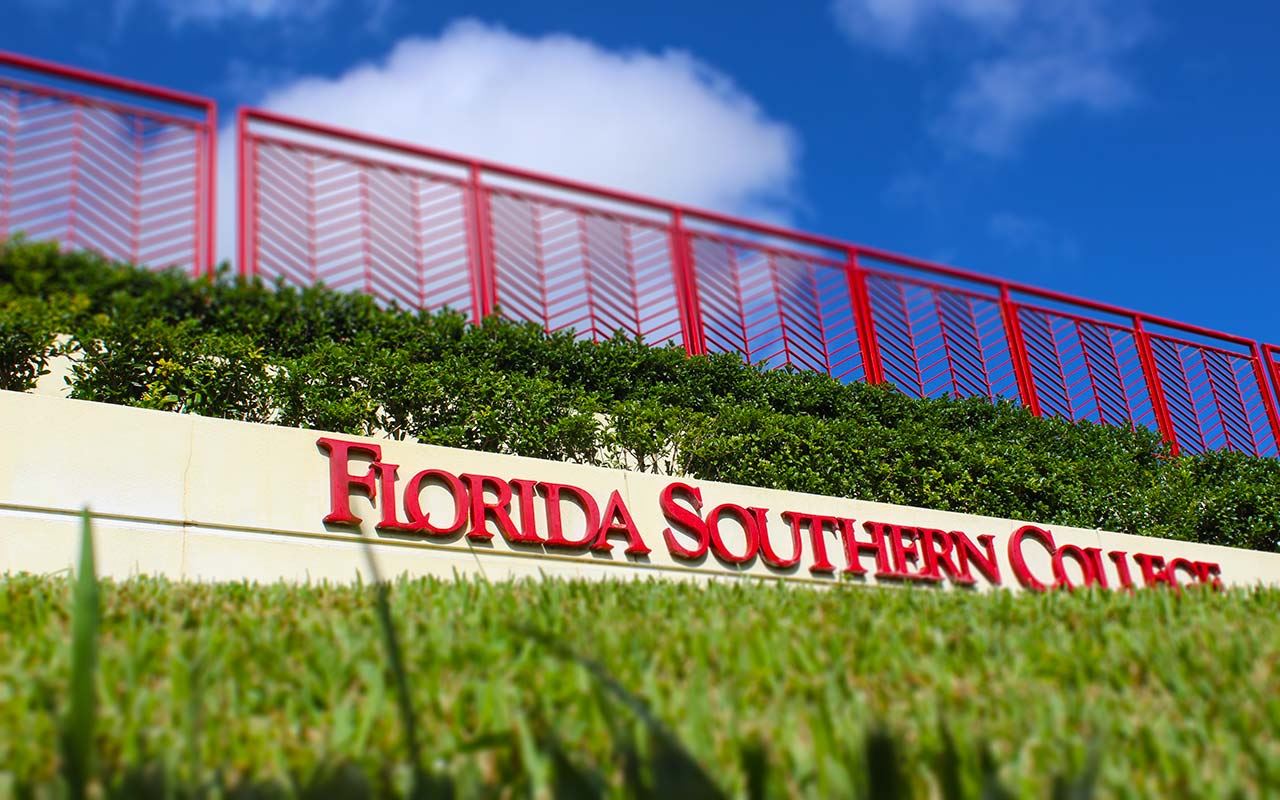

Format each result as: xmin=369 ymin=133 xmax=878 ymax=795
xmin=4 ymin=0 xmax=1277 ymax=344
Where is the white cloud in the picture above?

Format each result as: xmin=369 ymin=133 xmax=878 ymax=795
xmin=883 ymin=170 xmax=939 ymax=210
xmin=180 ymin=0 xmax=330 ymax=23
xmin=832 ymin=0 xmax=1021 ymax=51
xmin=216 ymin=19 xmax=799 ymax=264
xmin=111 ymin=0 xmax=392 ymax=28
xmin=832 ymin=0 xmax=1149 ymax=156
xmin=937 ymin=52 xmax=1133 ymax=156
xmin=147 ymin=0 xmax=334 ymax=25
xmin=988 ymin=211 xmax=1078 ymax=265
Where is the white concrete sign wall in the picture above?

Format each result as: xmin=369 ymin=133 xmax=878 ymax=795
xmin=2 ymin=390 xmax=1279 ymax=591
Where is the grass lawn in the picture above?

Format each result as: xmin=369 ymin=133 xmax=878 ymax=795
xmin=2 ymin=565 xmax=1276 ymax=797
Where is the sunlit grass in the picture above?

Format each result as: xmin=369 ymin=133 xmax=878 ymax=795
xmin=2 ymin=555 xmax=1276 ymax=797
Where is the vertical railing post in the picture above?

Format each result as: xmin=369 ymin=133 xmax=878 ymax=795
xmin=466 ymin=162 xmax=495 ymax=320
xmin=132 ymin=116 xmax=142 ymax=267
xmin=1248 ymin=342 xmax=1280 ymax=451
xmin=358 ymin=169 xmax=371 ymax=296
xmin=67 ymin=105 xmax=82 ymax=251
xmin=191 ymin=117 xmax=203 ymax=275
xmin=1266 ymin=345 xmax=1280 ymax=411
xmin=845 ymin=247 xmax=884 ymax=384
xmin=1266 ymin=344 xmax=1280 ymax=449
xmin=1133 ymin=316 xmax=1180 ymax=456
xmin=411 ymin=178 xmax=425 ymax=311
xmin=0 ymin=87 xmax=12 ymax=242
xmin=204 ymin=102 xmax=217 ymax=276
xmin=235 ymin=109 xmax=248 ymax=278
xmin=669 ymin=208 xmax=706 ymax=355
xmin=999 ymin=284 xmax=1041 ymax=415
xmin=306 ymin=153 xmax=317 ymax=284
xmin=249 ymin=132 xmax=262 ymax=281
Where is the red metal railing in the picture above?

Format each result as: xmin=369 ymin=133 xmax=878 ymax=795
xmin=1 ymin=51 xmax=1273 ymax=459
xmin=239 ymin=108 xmax=869 ymax=381
xmin=0 ymin=51 xmax=216 ymax=276
xmin=237 ymin=107 xmax=1280 ymax=458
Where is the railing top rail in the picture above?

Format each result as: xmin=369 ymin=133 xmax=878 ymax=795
xmin=857 ymin=245 xmax=1258 ymax=347
xmin=1010 ymin=299 xmax=1136 ymax=334
xmin=244 ymin=106 xmax=1264 ymax=353
xmin=0 ymin=75 xmax=206 ymax=130
xmin=243 ymin=107 xmax=851 ymax=249
xmin=861 ymin=265 xmax=1000 ymax=304
xmin=244 ymin=108 xmax=675 ymax=209
xmin=253 ymin=133 xmax=468 ymax=188
xmin=486 ymin=184 xmax=672 ymax=231
xmin=683 ymin=227 xmax=846 ymax=269
xmin=0 ymin=50 xmax=214 ymax=113
xmin=1144 ymin=329 xmax=1261 ymax=361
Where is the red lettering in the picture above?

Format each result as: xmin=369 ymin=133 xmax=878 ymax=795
xmin=951 ymin=532 xmax=1001 ymax=586
xmin=1051 ymin=543 xmax=1100 ymax=590
xmin=1083 ymin=547 xmax=1109 ymax=589
xmin=1133 ymin=553 xmax=1174 ymax=588
xmin=661 ymin=482 xmax=709 ymax=560
xmin=1009 ymin=525 xmax=1056 ymax=592
xmin=317 ymin=437 xmax=381 ymax=526
xmin=506 ymin=479 xmax=544 ymax=544
xmin=837 ymin=520 xmax=893 ymax=577
xmin=783 ymin=512 xmax=839 ymax=575
xmin=538 ymin=481 xmax=601 ymax=550
xmin=317 ymin=444 xmax=1237 ymax=596
xmin=757 ymin=508 xmax=802 ymax=569
xmin=1108 ymin=551 xmax=1136 ymax=589
xmin=374 ymin=463 xmax=417 ymax=532
xmin=1191 ymin=561 xmax=1222 ymax=588
xmin=882 ymin=524 xmax=922 ymax=580
xmin=915 ymin=529 xmax=954 ymax=583
xmin=593 ymin=490 xmax=650 ymax=555
xmin=707 ymin=503 xmax=759 ymax=565
xmin=402 ymin=468 xmax=469 ymax=537
xmin=1168 ymin=557 xmax=1201 ymax=588
xmin=460 ymin=473 xmax=521 ymax=543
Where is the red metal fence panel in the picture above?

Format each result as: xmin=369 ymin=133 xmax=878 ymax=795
xmin=234 ymin=107 xmax=1277 ymax=457
xmin=684 ymin=231 xmax=865 ymax=381
xmin=486 ymin=187 xmax=686 ymax=345
xmin=1012 ymin=306 xmax=1154 ymax=429
xmin=0 ymin=51 xmax=215 ymax=275
xmin=1142 ymin=333 xmax=1279 ymax=457
xmin=245 ymin=132 xmax=473 ymax=313
xmin=857 ymin=253 xmax=1020 ymax=403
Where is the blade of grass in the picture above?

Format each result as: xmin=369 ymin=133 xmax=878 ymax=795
xmin=61 ymin=509 xmax=100 ymax=800
xmin=1051 ymin=743 xmax=1101 ymax=800
xmin=864 ymin=726 xmax=909 ymax=800
xmin=517 ymin=625 xmax=726 ymax=799
xmin=935 ymin=721 xmax=964 ymax=800
xmin=740 ymin=741 xmax=768 ymax=800
xmin=356 ymin=531 xmax=456 ymax=799
xmin=357 ymin=533 xmax=420 ymax=755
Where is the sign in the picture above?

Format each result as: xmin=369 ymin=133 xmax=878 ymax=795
xmin=1 ymin=391 xmax=1272 ymax=589
xmin=319 ymin=436 xmax=1222 ymax=592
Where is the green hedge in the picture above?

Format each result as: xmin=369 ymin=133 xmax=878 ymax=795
xmin=2 ymin=238 xmax=1279 ymax=551
xmin=0 ymin=290 xmax=58 ymax=392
